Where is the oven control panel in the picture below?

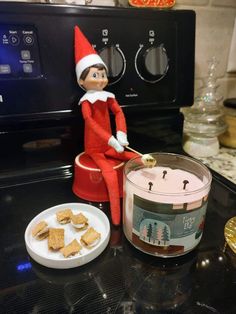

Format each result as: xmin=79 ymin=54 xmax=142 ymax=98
xmin=76 ymin=20 xmax=179 ymax=107
xmin=0 ymin=25 xmax=41 ymax=79
xmin=0 ymin=3 xmax=195 ymax=121
xmin=97 ymin=29 xmax=169 ymax=85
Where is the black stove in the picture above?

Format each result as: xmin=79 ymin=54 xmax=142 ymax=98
xmin=0 ymin=3 xmax=236 ymax=314
xmin=1 ymin=124 xmax=236 ymax=314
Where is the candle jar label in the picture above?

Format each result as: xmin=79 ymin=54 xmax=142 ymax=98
xmin=128 ymin=194 xmax=209 ymax=257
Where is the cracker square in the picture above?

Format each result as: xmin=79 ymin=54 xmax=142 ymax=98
xmin=81 ymin=227 xmax=101 ymax=248
xmin=48 ymin=228 xmax=64 ymax=250
xmin=32 ymin=220 xmax=49 ymax=240
xmin=56 ymin=208 xmax=72 ymax=224
xmin=71 ymin=213 xmax=88 ymax=230
xmin=60 ymin=239 xmax=82 ymax=258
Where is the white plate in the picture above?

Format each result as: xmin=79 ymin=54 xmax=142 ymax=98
xmin=25 ymin=203 xmax=110 ymax=269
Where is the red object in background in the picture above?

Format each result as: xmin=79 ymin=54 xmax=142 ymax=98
xmin=73 ymin=152 xmax=124 ymax=202
xmin=129 ymin=0 xmax=175 ymax=8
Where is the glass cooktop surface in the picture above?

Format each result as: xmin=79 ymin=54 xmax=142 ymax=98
xmin=0 ymin=114 xmax=236 ymax=314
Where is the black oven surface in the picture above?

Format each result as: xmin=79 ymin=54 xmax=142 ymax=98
xmin=0 ymin=115 xmax=236 ymax=314
xmin=0 ymin=166 xmax=236 ymax=314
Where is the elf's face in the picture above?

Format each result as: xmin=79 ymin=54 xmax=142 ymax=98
xmin=79 ymin=67 xmax=108 ymax=91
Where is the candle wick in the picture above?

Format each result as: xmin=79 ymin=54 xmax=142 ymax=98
xmin=183 ymin=180 xmax=189 ymax=190
xmin=162 ymin=170 xmax=167 ymax=179
xmin=148 ymin=181 xmax=153 ymax=191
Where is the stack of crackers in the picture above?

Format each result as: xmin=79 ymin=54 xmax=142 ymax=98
xmin=32 ymin=208 xmax=101 ymax=258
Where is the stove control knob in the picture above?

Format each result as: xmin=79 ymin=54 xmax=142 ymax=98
xmin=99 ymin=45 xmax=126 ymax=85
xmin=135 ymin=44 xmax=169 ymax=83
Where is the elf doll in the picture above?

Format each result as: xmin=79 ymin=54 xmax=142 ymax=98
xmin=74 ymin=26 xmax=136 ymax=226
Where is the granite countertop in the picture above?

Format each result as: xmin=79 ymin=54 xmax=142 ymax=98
xmin=197 ymin=147 xmax=236 ymax=185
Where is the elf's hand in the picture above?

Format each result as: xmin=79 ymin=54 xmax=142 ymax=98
xmin=116 ymin=131 xmax=129 ymax=146
xmin=108 ymin=136 xmax=124 ymax=153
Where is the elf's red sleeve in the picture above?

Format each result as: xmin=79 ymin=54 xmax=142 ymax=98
xmin=108 ymin=98 xmax=127 ymax=134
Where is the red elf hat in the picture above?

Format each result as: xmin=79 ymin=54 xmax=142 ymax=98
xmin=74 ymin=25 xmax=107 ymax=81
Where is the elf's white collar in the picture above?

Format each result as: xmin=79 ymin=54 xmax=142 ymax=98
xmin=79 ymin=90 xmax=115 ymax=105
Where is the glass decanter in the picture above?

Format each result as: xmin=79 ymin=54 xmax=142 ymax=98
xmin=180 ymin=57 xmax=227 ymax=157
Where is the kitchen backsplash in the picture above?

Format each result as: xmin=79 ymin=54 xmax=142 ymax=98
xmin=2 ymin=0 xmax=236 ymax=102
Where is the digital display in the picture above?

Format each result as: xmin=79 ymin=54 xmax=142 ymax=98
xmin=0 ymin=24 xmax=42 ymax=79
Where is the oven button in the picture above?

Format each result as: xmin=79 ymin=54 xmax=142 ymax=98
xmin=9 ymin=34 xmax=20 ymax=46
xmin=99 ymin=45 xmax=126 ymax=85
xmin=135 ymin=44 xmax=169 ymax=83
xmin=23 ymin=34 xmax=34 ymax=45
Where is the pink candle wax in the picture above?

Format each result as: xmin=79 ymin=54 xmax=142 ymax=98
xmin=126 ymin=166 xmax=207 ymax=204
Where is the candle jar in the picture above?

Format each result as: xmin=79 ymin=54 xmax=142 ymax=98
xmin=180 ymin=96 xmax=227 ymax=157
xmin=123 ymin=153 xmax=212 ymax=258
